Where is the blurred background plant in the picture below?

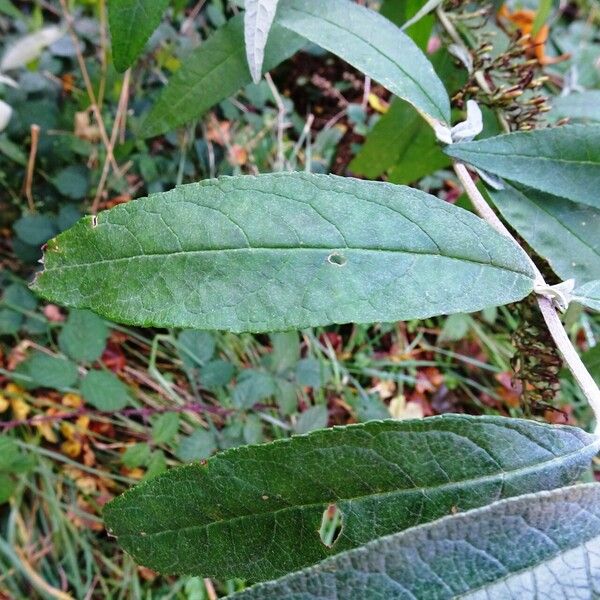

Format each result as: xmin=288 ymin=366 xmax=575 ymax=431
xmin=0 ymin=0 xmax=599 ymax=597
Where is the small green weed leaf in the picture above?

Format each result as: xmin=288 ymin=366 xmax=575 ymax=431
xmin=52 ymin=165 xmax=90 ymax=200
xmin=268 ymin=332 xmax=300 ymax=375
xmin=573 ymin=280 xmax=600 ymax=312
xmin=140 ymin=15 xmax=304 ymax=137
xmin=81 ymin=370 xmax=131 ymax=411
xmin=445 ymin=125 xmax=600 ymax=208
xmin=487 ymin=183 xmax=600 ymax=283
xmin=200 ymin=360 xmax=235 ymax=389
xmin=122 ymin=443 xmax=151 ymax=468
xmin=22 ymin=352 xmax=79 ymax=389
xmin=294 ymin=405 xmax=328 ymax=434
xmin=14 ymin=213 xmax=57 ymax=246
xmin=245 ymin=0 xmax=280 ymax=84
xmin=0 ymin=283 xmax=37 ymax=335
xmin=144 ymin=450 xmax=167 ymax=480
xmin=233 ymin=370 xmax=276 ymax=409
xmin=152 ymin=413 xmax=180 ymax=445
xmin=551 ymin=91 xmax=600 ymax=122
xmin=277 ymin=0 xmax=450 ymax=125
xmin=108 ymin=0 xmax=169 ymax=72
xmin=33 ymin=173 xmax=535 ymax=332
xmin=349 ymin=99 xmax=450 ymax=182
xmin=103 ymin=416 xmax=600 ymax=580
xmin=231 ymin=483 xmax=600 ymax=599
xmin=177 ymin=330 xmax=215 ymax=369
xmin=296 ymin=358 xmax=329 ymax=389
xmin=58 ymin=309 xmax=109 ymax=362
xmin=177 ymin=428 xmax=217 ymax=462
xmin=243 ymin=415 xmax=264 ymax=445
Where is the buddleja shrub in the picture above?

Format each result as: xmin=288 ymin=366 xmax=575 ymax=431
xmin=33 ymin=0 xmax=600 ymax=596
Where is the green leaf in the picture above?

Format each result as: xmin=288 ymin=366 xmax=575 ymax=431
xmin=582 ymin=345 xmax=600 ymax=385
xmin=32 ymin=173 xmax=536 ymax=333
xmin=487 ymin=183 xmax=600 ymax=283
xmin=177 ymin=330 xmax=215 ymax=369
xmin=108 ymin=0 xmax=169 ymax=72
xmin=269 ymin=332 xmax=300 ymax=375
xmin=81 ymin=370 xmax=131 ymax=411
xmin=140 ymin=15 xmax=304 ymax=137
xmin=445 ymin=125 xmax=600 ymax=208
xmin=532 ymin=0 xmax=552 ymax=36
xmin=152 ymin=413 xmax=180 ymax=444
xmin=103 ymin=416 xmax=599 ymax=580
xmin=122 ymin=442 xmax=151 ymax=468
xmin=14 ymin=213 xmax=57 ymax=246
xmin=58 ymin=309 xmax=109 ymax=362
xmin=22 ymin=352 xmax=79 ymax=389
xmin=349 ymin=99 xmax=450 ymax=182
xmin=551 ymin=91 xmax=600 ymax=123
xmin=230 ymin=483 xmax=600 ymax=599
xmin=245 ymin=0 xmax=280 ymax=84
xmin=233 ymin=370 xmax=276 ymax=409
xmin=573 ymin=280 xmax=600 ymax=312
xmin=294 ymin=405 xmax=328 ymax=434
xmin=277 ymin=0 xmax=450 ymax=125
xmin=0 ymin=0 xmax=21 ymax=19
xmin=177 ymin=428 xmax=217 ymax=462
xmin=52 ymin=165 xmax=90 ymax=200
xmin=200 ymin=360 xmax=235 ymax=389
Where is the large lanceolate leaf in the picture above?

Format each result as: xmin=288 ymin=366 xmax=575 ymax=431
xmin=231 ymin=484 xmax=600 ymax=599
xmin=245 ymin=0 xmax=280 ymax=84
xmin=140 ymin=16 xmax=304 ymax=138
xmin=445 ymin=125 xmax=600 ymax=208
xmin=277 ymin=0 xmax=450 ymax=125
xmin=108 ymin=0 xmax=169 ymax=72
xmin=102 ymin=416 xmax=599 ymax=580
xmin=488 ymin=183 xmax=600 ymax=284
xmin=32 ymin=173 xmax=535 ymax=332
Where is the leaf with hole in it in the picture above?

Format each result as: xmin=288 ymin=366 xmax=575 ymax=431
xmin=487 ymin=183 xmax=600 ymax=284
xmin=277 ymin=0 xmax=450 ymax=125
xmin=445 ymin=125 xmax=600 ymax=208
xmin=102 ymin=416 xmax=600 ymax=580
xmin=108 ymin=0 xmax=169 ymax=72
xmin=140 ymin=15 xmax=304 ymax=138
xmin=245 ymin=0 xmax=280 ymax=84
xmin=32 ymin=173 xmax=535 ymax=332
xmin=574 ymin=280 xmax=600 ymax=312
xmin=230 ymin=483 xmax=600 ymax=598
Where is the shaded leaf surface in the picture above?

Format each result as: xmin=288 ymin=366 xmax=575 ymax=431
xmin=445 ymin=125 xmax=600 ymax=208
xmin=277 ymin=0 xmax=450 ymax=124
xmin=140 ymin=15 xmax=304 ymax=137
xmin=551 ymin=91 xmax=600 ymax=122
xmin=488 ymin=183 xmax=600 ymax=283
xmin=349 ymin=99 xmax=450 ymax=182
xmin=103 ymin=416 xmax=599 ymax=580
xmin=574 ymin=280 xmax=600 ymax=312
xmin=244 ymin=0 xmax=280 ymax=83
xmin=32 ymin=173 xmax=535 ymax=332
xmin=231 ymin=484 xmax=600 ymax=599
xmin=108 ymin=0 xmax=169 ymax=72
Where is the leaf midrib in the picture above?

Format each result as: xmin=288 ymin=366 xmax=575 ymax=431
xmin=115 ymin=436 xmax=597 ymax=541
xmin=42 ymin=246 xmax=533 ymax=278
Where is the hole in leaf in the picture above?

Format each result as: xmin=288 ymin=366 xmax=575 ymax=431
xmin=327 ymin=252 xmax=347 ymax=267
xmin=319 ymin=503 xmax=343 ymax=547
xmin=91 ymin=215 xmax=98 ymax=228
